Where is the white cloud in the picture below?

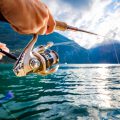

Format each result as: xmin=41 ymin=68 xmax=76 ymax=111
xmin=43 ymin=0 xmax=120 ymax=48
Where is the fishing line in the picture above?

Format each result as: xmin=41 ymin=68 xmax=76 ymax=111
xmin=53 ymin=41 xmax=75 ymax=46
xmin=1 ymin=34 xmax=118 ymax=64
xmin=97 ymin=35 xmax=119 ymax=64
xmin=11 ymin=49 xmax=23 ymax=54
xmin=53 ymin=38 xmax=92 ymax=63
xmin=105 ymin=33 xmax=120 ymax=64
xmin=112 ymin=41 xmax=119 ymax=64
xmin=53 ymin=33 xmax=119 ymax=64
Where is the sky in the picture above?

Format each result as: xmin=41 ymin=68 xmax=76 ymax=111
xmin=43 ymin=0 xmax=120 ymax=49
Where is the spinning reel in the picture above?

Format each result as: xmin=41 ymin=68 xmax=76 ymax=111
xmin=0 ymin=34 xmax=59 ymax=77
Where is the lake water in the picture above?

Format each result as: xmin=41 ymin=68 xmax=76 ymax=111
xmin=0 ymin=64 xmax=120 ymax=120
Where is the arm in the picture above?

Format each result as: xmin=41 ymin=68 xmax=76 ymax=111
xmin=0 ymin=0 xmax=55 ymax=35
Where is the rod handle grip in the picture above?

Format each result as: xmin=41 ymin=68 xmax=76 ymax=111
xmin=55 ymin=21 xmax=68 ymax=31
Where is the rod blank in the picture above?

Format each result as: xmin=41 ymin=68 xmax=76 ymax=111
xmin=55 ymin=20 xmax=101 ymax=36
xmin=0 ymin=48 xmax=17 ymax=60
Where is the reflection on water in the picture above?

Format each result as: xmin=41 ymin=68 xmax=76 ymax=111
xmin=0 ymin=64 xmax=120 ymax=120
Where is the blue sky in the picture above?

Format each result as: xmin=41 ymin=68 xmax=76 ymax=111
xmin=43 ymin=0 xmax=120 ymax=48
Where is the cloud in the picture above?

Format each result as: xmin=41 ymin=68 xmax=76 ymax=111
xmin=43 ymin=0 xmax=120 ymax=48
xmin=43 ymin=0 xmax=92 ymax=23
xmin=61 ymin=0 xmax=92 ymax=9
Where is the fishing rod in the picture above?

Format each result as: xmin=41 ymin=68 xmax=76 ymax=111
xmin=55 ymin=20 xmax=102 ymax=36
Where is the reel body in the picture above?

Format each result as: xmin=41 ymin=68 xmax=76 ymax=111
xmin=13 ymin=35 xmax=59 ymax=77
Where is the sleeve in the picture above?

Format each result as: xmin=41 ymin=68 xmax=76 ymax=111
xmin=0 ymin=0 xmax=48 ymax=34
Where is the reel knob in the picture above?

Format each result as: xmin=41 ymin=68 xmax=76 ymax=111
xmin=30 ymin=58 xmax=40 ymax=69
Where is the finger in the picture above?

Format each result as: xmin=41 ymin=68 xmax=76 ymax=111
xmin=37 ymin=3 xmax=49 ymax=35
xmin=3 ymin=46 xmax=9 ymax=53
xmin=0 ymin=48 xmax=9 ymax=59
xmin=38 ymin=23 xmax=48 ymax=35
xmin=46 ymin=9 xmax=56 ymax=35
xmin=0 ymin=43 xmax=9 ymax=52
xmin=38 ymin=14 xmax=48 ymax=35
xmin=0 ymin=42 xmax=6 ymax=48
xmin=0 ymin=54 xmax=3 ymax=60
xmin=0 ymin=43 xmax=9 ymax=59
xmin=2 ymin=46 xmax=9 ymax=53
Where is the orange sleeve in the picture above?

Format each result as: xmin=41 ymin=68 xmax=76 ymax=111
xmin=0 ymin=0 xmax=48 ymax=34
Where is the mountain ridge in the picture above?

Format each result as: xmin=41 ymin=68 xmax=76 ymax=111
xmin=0 ymin=22 xmax=120 ymax=64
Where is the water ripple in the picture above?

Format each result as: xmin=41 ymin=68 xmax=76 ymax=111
xmin=0 ymin=64 xmax=120 ymax=119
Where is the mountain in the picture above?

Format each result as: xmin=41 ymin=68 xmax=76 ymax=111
xmin=88 ymin=41 xmax=120 ymax=63
xmin=0 ymin=22 xmax=120 ymax=64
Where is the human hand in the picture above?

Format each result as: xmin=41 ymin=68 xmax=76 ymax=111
xmin=0 ymin=0 xmax=56 ymax=35
xmin=0 ymin=43 xmax=9 ymax=59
